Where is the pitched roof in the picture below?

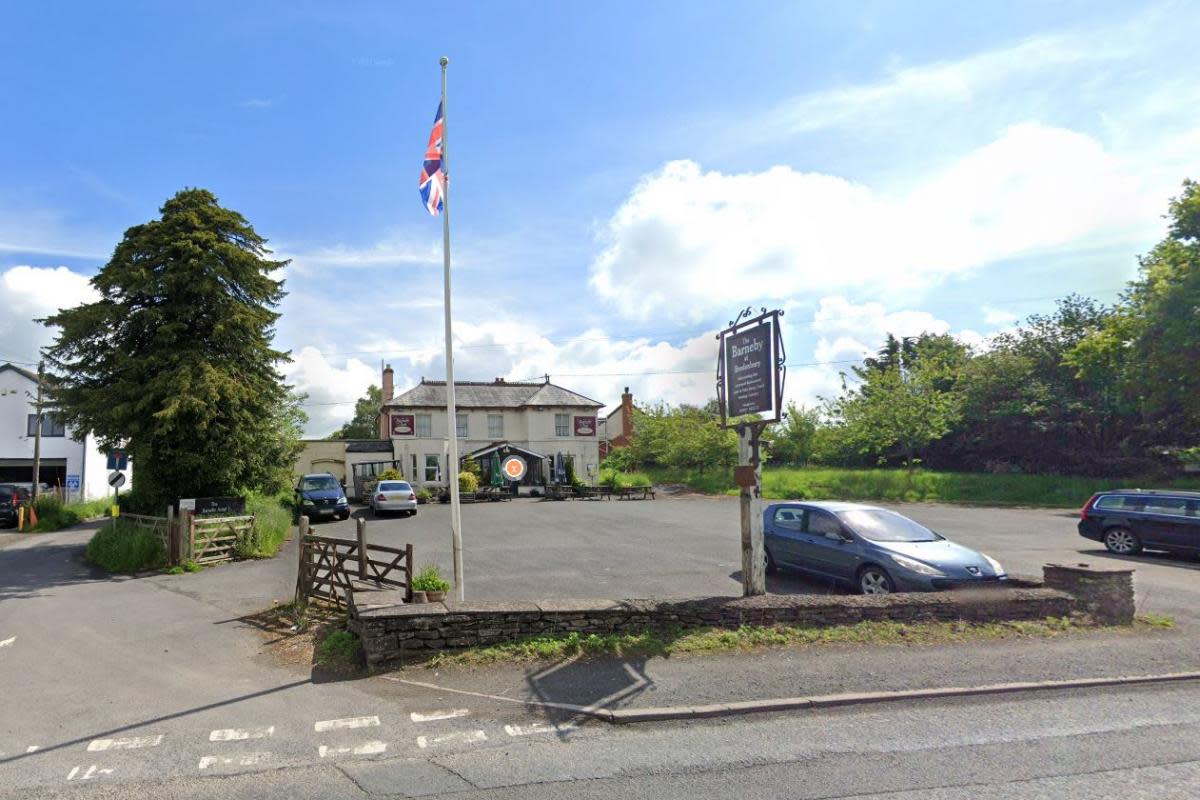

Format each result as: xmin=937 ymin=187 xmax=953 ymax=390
xmin=0 ymin=363 xmax=39 ymax=383
xmin=386 ymin=379 xmax=603 ymax=409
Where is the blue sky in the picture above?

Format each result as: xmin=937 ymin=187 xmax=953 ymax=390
xmin=2 ymin=1 xmax=1196 ymax=435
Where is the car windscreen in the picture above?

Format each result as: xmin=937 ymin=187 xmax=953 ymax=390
xmin=301 ymin=476 xmax=340 ymax=492
xmin=837 ymin=509 xmax=941 ymax=542
xmin=0 ymin=491 xmax=12 ymax=504
xmin=378 ymin=482 xmax=411 ymax=492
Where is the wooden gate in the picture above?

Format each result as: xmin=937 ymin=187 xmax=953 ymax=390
xmin=188 ymin=515 xmax=254 ymax=565
xmin=295 ymin=519 xmax=413 ymax=608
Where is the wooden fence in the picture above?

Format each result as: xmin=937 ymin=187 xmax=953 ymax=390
xmin=295 ymin=517 xmax=413 ymax=608
xmin=118 ymin=509 xmax=254 ymax=566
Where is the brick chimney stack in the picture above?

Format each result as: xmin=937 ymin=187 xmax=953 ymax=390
xmin=619 ymin=386 xmax=633 ymax=442
xmin=382 ymin=364 xmax=394 ymax=402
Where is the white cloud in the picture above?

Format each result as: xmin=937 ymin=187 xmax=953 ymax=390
xmin=982 ymin=306 xmax=1019 ymax=327
xmin=285 ymin=347 xmax=379 ymax=437
xmin=590 ymin=123 xmax=1154 ymax=322
xmin=0 ymin=266 xmax=99 ymax=361
xmin=810 ymin=296 xmax=952 ymax=365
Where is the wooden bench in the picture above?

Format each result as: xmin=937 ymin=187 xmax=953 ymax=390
xmin=616 ymin=486 xmax=656 ymax=500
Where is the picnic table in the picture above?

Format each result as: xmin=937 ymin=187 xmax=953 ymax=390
xmin=616 ymin=486 xmax=656 ymax=500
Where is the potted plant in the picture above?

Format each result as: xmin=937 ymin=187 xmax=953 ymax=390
xmin=412 ymin=564 xmax=451 ymax=603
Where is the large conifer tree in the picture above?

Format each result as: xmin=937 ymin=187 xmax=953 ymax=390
xmin=42 ymin=188 xmax=300 ymax=508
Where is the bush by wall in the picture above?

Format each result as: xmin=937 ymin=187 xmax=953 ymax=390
xmin=86 ymin=520 xmax=167 ymax=573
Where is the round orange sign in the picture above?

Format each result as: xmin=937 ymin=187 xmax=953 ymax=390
xmin=502 ymin=455 xmax=527 ymax=481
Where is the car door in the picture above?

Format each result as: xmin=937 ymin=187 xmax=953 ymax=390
xmin=765 ymin=506 xmax=807 ymax=568
xmin=802 ymin=509 xmax=861 ymax=581
xmin=1138 ymin=496 xmax=1192 ymax=552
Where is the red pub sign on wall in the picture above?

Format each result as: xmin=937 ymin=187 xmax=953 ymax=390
xmin=574 ymin=416 xmax=596 ymax=436
xmin=390 ymin=414 xmax=415 ymax=436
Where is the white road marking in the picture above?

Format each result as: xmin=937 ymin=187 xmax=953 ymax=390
xmin=314 ymin=715 xmax=379 ymax=732
xmin=209 ymin=726 xmax=275 ymax=742
xmin=198 ymin=752 xmax=272 ymax=770
xmin=87 ymin=735 xmax=163 ymax=752
xmin=410 ymin=709 xmax=469 ymax=723
xmin=0 ymin=636 xmax=14 ymax=648
xmin=416 ymin=730 xmax=487 ymax=749
xmin=505 ymin=722 xmax=578 ymax=737
xmin=67 ymin=765 xmax=114 ymax=781
xmin=318 ymin=741 xmax=387 ymax=757
xmin=25 ymin=745 xmax=39 ymax=753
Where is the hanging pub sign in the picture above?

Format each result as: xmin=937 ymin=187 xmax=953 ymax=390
xmin=573 ymin=416 xmax=596 ymax=436
xmin=501 ymin=455 xmax=527 ymax=482
xmin=390 ymin=414 xmax=415 ymax=436
xmin=716 ymin=306 xmax=786 ymax=427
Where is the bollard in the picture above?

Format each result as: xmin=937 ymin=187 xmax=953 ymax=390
xmin=356 ymin=516 xmax=367 ymax=579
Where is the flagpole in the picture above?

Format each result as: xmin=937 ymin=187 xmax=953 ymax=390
xmin=439 ymin=56 xmax=465 ymax=601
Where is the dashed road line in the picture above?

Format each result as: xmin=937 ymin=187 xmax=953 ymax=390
xmin=25 ymin=745 xmax=40 ymax=753
xmin=505 ymin=722 xmax=578 ymax=737
xmin=318 ymin=741 xmax=387 ymax=758
xmin=314 ymin=716 xmax=379 ymax=732
xmin=198 ymin=752 xmax=272 ymax=770
xmin=0 ymin=636 xmax=14 ymax=648
xmin=67 ymin=765 xmax=113 ymax=781
xmin=417 ymin=730 xmax=487 ymax=749
xmin=410 ymin=709 xmax=469 ymax=723
xmin=209 ymin=726 xmax=275 ymax=742
xmin=87 ymin=735 xmax=163 ymax=752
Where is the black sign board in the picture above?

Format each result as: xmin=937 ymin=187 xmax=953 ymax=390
xmin=194 ymin=497 xmax=245 ymax=516
xmin=716 ymin=307 xmax=786 ymax=427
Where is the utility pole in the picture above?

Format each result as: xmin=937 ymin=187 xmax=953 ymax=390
xmin=31 ymin=360 xmax=44 ymax=503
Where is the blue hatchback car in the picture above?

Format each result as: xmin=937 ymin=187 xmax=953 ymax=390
xmin=763 ymin=501 xmax=1006 ymax=594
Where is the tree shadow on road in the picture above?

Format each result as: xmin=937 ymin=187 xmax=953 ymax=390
xmin=0 ymin=538 xmax=124 ymax=602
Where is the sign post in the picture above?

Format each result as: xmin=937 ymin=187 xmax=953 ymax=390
xmin=716 ymin=307 xmax=786 ymax=597
xmin=107 ymin=470 xmax=126 ymax=531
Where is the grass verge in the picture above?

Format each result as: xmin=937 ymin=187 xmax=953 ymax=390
xmin=236 ymin=491 xmax=294 ymax=559
xmin=30 ymin=496 xmax=114 ymax=532
xmin=85 ymin=519 xmax=166 ymax=573
xmin=429 ymin=615 xmax=1171 ymax=668
xmin=647 ymin=466 xmax=1200 ymax=507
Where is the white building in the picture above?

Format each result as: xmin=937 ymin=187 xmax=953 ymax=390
xmin=0 ymin=363 xmax=131 ymax=500
xmin=376 ymin=369 xmax=603 ymax=491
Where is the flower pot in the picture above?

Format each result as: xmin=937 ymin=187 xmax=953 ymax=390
xmin=425 ymin=590 xmax=447 ymax=603
xmin=411 ymin=590 xmax=427 ymax=604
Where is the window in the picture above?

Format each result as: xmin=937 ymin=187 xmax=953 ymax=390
xmin=415 ymin=414 xmax=432 ymax=438
xmin=1143 ymin=497 xmax=1189 ymax=517
xmin=807 ymin=511 xmax=846 ymax=538
xmin=411 ymin=454 xmax=418 ymax=481
xmin=26 ymin=414 xmax=65 ymax=437
xmin=487 ymin=414 xmax=504 ymax=438
xmin=456 ymin=413 xmax=468 ymax=438
xmin=424 ymin=454 xmax=441 ymax=483
xmin=555 ymin=413 xmax=570 ymax=436
xmin=1096 ymin=495 xmax=1146 ymax=511
xmin=773 ymin=507 xmax=804 ymax=531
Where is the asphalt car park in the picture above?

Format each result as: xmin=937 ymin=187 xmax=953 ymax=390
xmin=309 ymin=494 xmax=1200 ymax=626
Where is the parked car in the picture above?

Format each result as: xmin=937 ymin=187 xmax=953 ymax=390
xmin=295 ymin=473 xmax=350 ymax=522
xmin=1078 ymin=489 xmax=1200 ymax=558
xmin=0 ymin=484 xmax=31 ymax=505
xmin=0 ymin=488 xmax=18 ymax=528
xmin=763 ymin=501 xmax=1006 ymax=594
xmin=370 ymin=480 xmax=418 ymax=517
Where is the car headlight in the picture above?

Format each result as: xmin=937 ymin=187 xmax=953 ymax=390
xmin=889 ymin=553 xmax=945 ymax=577
xmin=982 ymin=553 xmax=1005 ymax=576
xmin=301 ymin=497 xmax=314 ymax=507
xmin=337 ymin=496 xmax=348 ymax=505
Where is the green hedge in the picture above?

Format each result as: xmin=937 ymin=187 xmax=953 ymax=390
xmin=86 ymin=520 xmax=166 ymax=573
xmin=31 ymin=496 xmax=114 ymax=532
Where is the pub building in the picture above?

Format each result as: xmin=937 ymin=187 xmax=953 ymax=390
xmin=366 ymin=367 xmax=603 ymax=495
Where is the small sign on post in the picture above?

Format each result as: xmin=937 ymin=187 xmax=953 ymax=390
xmin=716 ymin=307 xmax=787 ymax=599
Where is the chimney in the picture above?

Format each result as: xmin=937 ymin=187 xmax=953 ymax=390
xmin=382 ymin=364 xmax=394 ymax=402
xmin=621 ymin=386 xmax=633 ymax=439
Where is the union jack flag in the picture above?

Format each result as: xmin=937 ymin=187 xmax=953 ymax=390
xmin=419 ymin=101 xmax=445 ymax=216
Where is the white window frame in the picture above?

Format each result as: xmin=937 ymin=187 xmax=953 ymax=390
xmin=415 ymin=414 xmax=432 ymax=438
xmin=555 ymin=413 xmax=570 ymax=437
xmin=487 ymin=414 xmax=504 ymax=439
xmin=456 ymin=413 xmax=468 ymax=438
xmin=424 ymin=454 xmax=441 ymax=483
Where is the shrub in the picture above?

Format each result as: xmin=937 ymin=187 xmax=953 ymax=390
xmin=315 ymin=629 xmax=362 ymax=669
xmin=412 ymin=564 xmax=451 ymax=593
xmin=241 ymin=491 xmax=292 ymax=558
xmin=86 ymin=520 xmax=166 ymax=573
xmin=415 ymin=488 xmax=433 ymax=504
xmin=31 ymin=496 xmax=114 ymax=532
xmin=458 ymin=471 xmax=479 ymax=493
xmin=377 ymin=468 xmax=403 ymax=481
xmin=599 ymin=468 xmax=652 ymax=490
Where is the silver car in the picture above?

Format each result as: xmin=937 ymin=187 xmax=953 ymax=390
xmin=371 ymin=480 xmax=418 ymax=517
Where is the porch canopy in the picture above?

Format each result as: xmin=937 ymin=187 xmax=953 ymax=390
xmin=465 ymin=442 xmax=547 ymax=486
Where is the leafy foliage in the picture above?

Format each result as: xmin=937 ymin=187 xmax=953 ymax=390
xmin=458 ymin=470 xmax=479 ymax=493
xmin=85 ymin=521 xmax=167 ymax=573
xmin=412 ymin=564 xmax=451 ymax=593
xmin=328 ymin=385 xmax=382 ymax=439
xmin=41 ymin=189 xmax=303 ymax=509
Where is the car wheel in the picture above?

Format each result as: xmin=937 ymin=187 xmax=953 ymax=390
xmin=858 ymin=565 xmax=894 ymax=595
xmin=1104 ymin=527 xmax=1142 ymax=555
xmin=764 ymin=547 xmax=778 ymax=576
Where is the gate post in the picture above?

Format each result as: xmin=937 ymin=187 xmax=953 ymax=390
xmin=356 ymin=517 xmax=367 ymax=579
xmin=295 ymin=515 xmax=310 ymax=604
xmin=166 ymin=505 xmax=177 ymax=566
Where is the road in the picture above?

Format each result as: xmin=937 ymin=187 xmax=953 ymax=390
xmin=1 ymin=498 xmax=1198 ymax=798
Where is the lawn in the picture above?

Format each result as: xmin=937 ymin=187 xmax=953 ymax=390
xmin=646 ymin=466 xmax=1200 ymax=508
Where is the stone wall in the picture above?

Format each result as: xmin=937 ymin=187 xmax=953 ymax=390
xmin=350 ymin=585 xmax=1075 ymax=669
xmin=1043 ymin=563 xmax=1135 ymax=625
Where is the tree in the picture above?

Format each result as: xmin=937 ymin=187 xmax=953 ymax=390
xmin=41 ymin=188 xmax=296 ymax=509
xmin=330 ymin=385 xmax=383 ymax=439
xmin=766 ymin=403 xmax=819 ymax=466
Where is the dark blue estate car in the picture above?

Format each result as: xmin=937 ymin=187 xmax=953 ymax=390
xmin=1079 ymin=489 xmax=1200 ymax=558
xmin=296 ymin=473 xmax=350 ymax=522
xmin=763 ymin=501 xmax=1006 ymax=594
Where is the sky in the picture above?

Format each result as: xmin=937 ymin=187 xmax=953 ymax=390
xmin=2 ymin=1 xmax=1198 ymax=436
